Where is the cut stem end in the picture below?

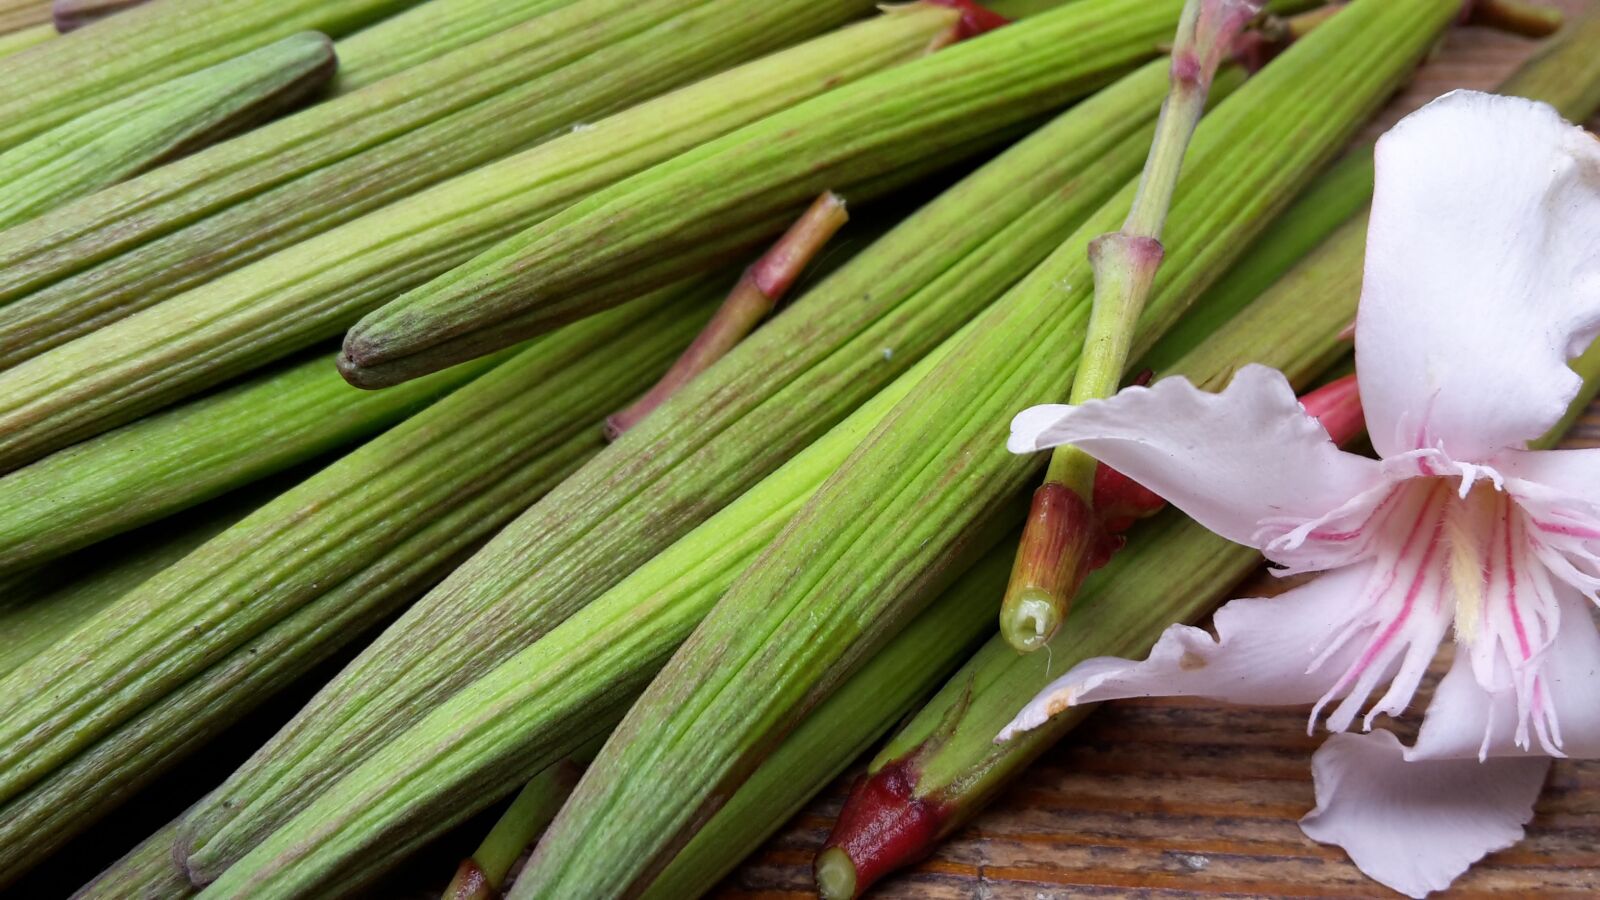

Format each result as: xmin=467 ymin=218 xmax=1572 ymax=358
xmin=814 ymin=847 xmax=859 ymax=900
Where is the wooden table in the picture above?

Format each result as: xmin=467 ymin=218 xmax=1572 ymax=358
xmin=723 ymin=3 xmax=1600 ymax=896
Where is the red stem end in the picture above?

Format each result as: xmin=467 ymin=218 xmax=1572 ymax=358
xmin=817 ymin=758 xmax=953 ymax=899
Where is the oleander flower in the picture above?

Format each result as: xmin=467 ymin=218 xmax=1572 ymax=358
xmin=996 ymin=90 xmax=1600 ymax=898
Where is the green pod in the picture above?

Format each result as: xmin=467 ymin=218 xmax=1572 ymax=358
xmin=0 ymin=493 xmax=260 ymax=678
xmin=0 ymin=344 xmax=497 ymax=574
xmin=73 ymin=819 xmax=193 ymax=900
xmin=0 ymin=22 xmax=48 ymax=57
xmin=178 ymin=307 xmax=971 ymax=897
xmin=0 ymin=0 xmax=411 ymax=151
xmin=0 ymin=0 xmax=883 ymax=370
xmin=0 ymin=282 xmax=718 ymax=884
xmin=174 ymin=59 xmax=1179 ymax=885
xmin=510 ymin=2 xmax=1460 ymax=895
xmin=0 ymin=2 xmax=949 ymax=472
xmin=641 ymin=542 xmax=1013 ymax=900
xmin=0 ymin=32 xmax=334 ymax=230
xmin=334 ymin=0 xmax=578 ymax=92
xmin=340 ymin=0 xmax=1192 ymax=385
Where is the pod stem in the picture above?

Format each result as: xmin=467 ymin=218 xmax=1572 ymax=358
xmin=605 ymin=192 xmax=849 ymax=440
xmin=442 ymin=752 xmax=592 ymax=900
xmin=1000 ymin=0 xmax=1261 ymax=653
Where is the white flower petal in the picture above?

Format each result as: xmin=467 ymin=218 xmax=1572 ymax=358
xmin=1355 ymin=90 xmax=1600 ymax=460
xmin=996 ymin=564 xmax=1374 ymax=742
xmin=1536 ymin=590 xmax=1600 ymax=757
xmin=1007 ymin=365 xmax=1380 ymax=548
xmin=1300 ymin=730 xmax=1549 ymax=900
xmin=1499 ymin=448 xmax=1600 ymax=536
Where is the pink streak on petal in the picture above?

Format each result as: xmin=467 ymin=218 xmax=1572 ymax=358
xmin=1504 ymin=504 xmax=1533 ymax=661
xmin=1533 ymin=520 xmax=1600 ymax=539
xmin=1314 ymin=488 xmax=1445 ymax=726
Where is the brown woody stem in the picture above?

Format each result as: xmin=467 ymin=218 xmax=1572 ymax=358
xmin=604 ymin=191 xmax=849 ymax=440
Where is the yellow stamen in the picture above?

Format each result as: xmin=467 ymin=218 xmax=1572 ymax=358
xmin=1446 ymin=485 xmax=1496 ymax=643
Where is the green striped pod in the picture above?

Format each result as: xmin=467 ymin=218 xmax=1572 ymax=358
xmin=0 ymin=0 xmax=413 ymax=150
xmin=0 ymin=0 xmax=883 ymax=370
xmin=0 ymin=22 xmax=47 ymax=56
xmin=333 ymin=0 xmax=578 ymax=92
xmin=194 ymin=364 xmax=1015 ymax=895
xmin=0 ymin=494 xmax=259 ymax=678
xmin=0 ymin=32 xmax=334 ymax=229
xmin=173 ymin=60 xmax=1180 ymax=883
xmin=340 ymin=0 xmax=1191 ymax=385
xmin=0 ymin=2 xmax=953 ymax=472
xmin=178 ymin=305 xmax=972 ymax=897
xmin=0 ymin=343 xmax=498 ymax=574
xmin=73 ymin=819 xmax=193 ymax=899
xmin=510 ymin=2 xmax=1460 ymax=895
xmin=0 ymin=281 xmax=720 ymax=881
xmin=640 ymin=542 xmax=1013 ymax=900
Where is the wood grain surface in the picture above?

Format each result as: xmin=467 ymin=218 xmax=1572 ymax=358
xmin=722 ymin=4 xmax=1600 ymax=897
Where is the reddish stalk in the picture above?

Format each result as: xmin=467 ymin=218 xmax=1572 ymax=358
xmin=604 ymin=191 xmax=849 ymax=440
xmin=997 ymin=0 xmax=1262 ymax=652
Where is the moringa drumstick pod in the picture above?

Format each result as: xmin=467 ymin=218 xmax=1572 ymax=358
xmin=0 ymin=32 xmax=335 ymax=230
xmin=0 ymin=494 xmax=259 ymax=679
xmin=0 ymin=282 xmax=722 ymax=881
xmin=0 ymin=0 xmax=884 ymax=369
xmin=0 ymin=22 xmax=46 ymax=55
xmin=75 ymin=819 xmax=197 ymax=899
xmin=182 ymin=311 xmax=984 ymax=897
xmin=233 ymin=75 xmax=1384 ymax=897
xmin=0 ymin=3 xmax=964 ymax=473
xmin=173 ymin=61 xmax=1183 ymax=883
xmin=333 ymin=0 xmax=578 ymax=92
xmin=0 ymin=0 xmax=412 ymax=150
xmin=509 ymin=1 xmax=1459 ymax=894
xmin=339 ymin=0 xmax=1190 ymax=385
xmin=0 ymin=342 xmax=499 ymax=574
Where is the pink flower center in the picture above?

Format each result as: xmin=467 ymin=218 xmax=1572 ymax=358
xmin=1288 ymin=474 xmax=1566 ymax=756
